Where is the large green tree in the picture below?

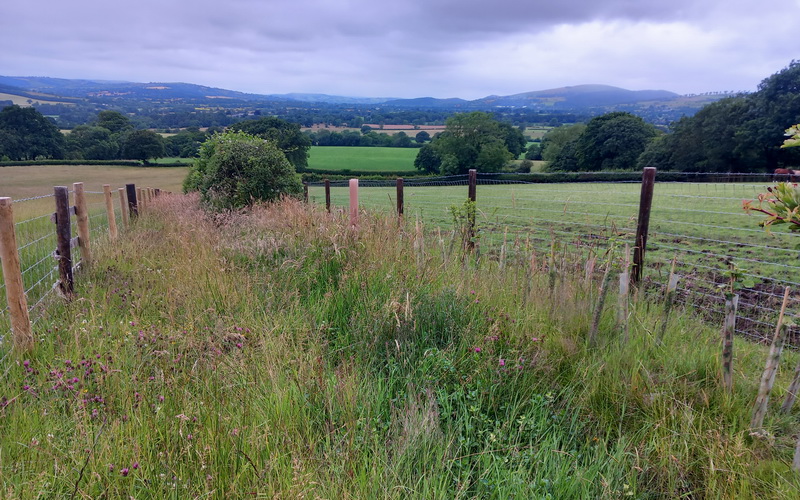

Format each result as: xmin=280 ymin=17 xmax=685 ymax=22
xmin=96 ymin=110 xmax=134 ymax=134
xmin=540 ymin=124 xmax=586 ymax=164
xmin=574 ymin=112 xmax=657 ymax=171
xmin=121 ymin=129 xmax=166 ymax=164
xmin=417 ymin=112 xmax=514 ymax=174
xmin=66 ymin=125 xmax=119 ymax=160
xmin=0 ymin=105 xmax=65 ymax=161
xmin=229 ymin=117 xmax=311 ymax=171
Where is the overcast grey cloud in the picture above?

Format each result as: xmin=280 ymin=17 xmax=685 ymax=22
xmin=1 ymin=0 xmax=798 ymax=98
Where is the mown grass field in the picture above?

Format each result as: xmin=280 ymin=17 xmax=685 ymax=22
xmin=308 ymin=146 xmax=418 ymax=172
xmin=1 ymin=195 xmax=799 ymax=498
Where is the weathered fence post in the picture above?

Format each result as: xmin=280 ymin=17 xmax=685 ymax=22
xmin=118 ymin=187 xmax=129 ymax=229
xmin=781 ymin=349 xmax=800 ymax=414
xmin=324 ymin=179 xmax=331 ymax=213
xmin=396 ymin=177 xmax=404 ymax=220
xmin=73 ymin=182 xmax=92 ymax=267
xmin=657 ymin=257 xmax=679 ymax=345
xmin=140 ymin=188 xmax=148 ymax=212
xmin=618 ymin=244 xmax=631 ymax=344
xmin=103 ymin=184 xmax=118 ymax=240
xmin=303 ymin=182 xmax=309 ymax=203
xmin=54 ymin=186 xmax=74 ymax=299
xmin=467 ymin=169 xmax=477 ymax=251
xmin=794 ymin=435 xmax=800 ymax=473
xmin=751 ymin=287 xmax=791 ymax=430
xmin=632 ymin=167 xmax=656 ymax=285
xmin=126 ymin=184 xmax=138 ymax=218
xmin=721 ymin=294 xmax=739 ymax=392
xmin=0 ymin=198 xmax=34 ymax=352
xmin=349 ymin=179 xmax=358 ymax=226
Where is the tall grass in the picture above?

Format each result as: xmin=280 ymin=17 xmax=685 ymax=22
xmin=1 ymin=194 xmax=798 ymax=498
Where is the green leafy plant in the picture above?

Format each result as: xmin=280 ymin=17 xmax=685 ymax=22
xmin=781 ymin=124 xmax=800 ymax=149
xmin=743 ymin=182 xmax=800 ymax=232
xmin=718 ymin=260 xmax=755 ymax=299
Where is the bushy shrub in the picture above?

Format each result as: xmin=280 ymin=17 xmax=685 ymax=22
xmin=183 ymin=131 xmax=302 ymax=209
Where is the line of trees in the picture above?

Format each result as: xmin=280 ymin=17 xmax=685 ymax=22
xmin=305 ymin=128 xmax=429 ymax=148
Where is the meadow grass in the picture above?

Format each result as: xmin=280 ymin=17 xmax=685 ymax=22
xmin=308 ymin=147 xmax=418 ymax=172
xmin=1 ymin=194 xmax=798 ymax=498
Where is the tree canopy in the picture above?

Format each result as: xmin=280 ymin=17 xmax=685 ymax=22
xmin=0 ymin=105 xmax=65 ymax=161
xmin=229 ymin=117 xmax=311 ymax=171
xmin=546 ymin=113 xmax=656 ymax=171
xmin=121 ymin=129 xmax=166 ymax=164
xmin=639 ymin=61 xmax=800 ymax=172
xmin=414 ymin=112 xmax=516 ymax=174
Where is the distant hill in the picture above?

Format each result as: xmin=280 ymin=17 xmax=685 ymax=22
xmin=0 ymin=75 xmax=726 ymax=111
xmin=474 ymin=84 xmax=679 ymax=108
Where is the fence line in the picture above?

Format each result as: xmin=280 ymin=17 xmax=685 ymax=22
xmin=0 ymin=182 xmax=153 ymax=352
xmin=308 ymin=168 xmax=800 ymax=346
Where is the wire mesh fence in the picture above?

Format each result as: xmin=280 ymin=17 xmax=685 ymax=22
xmin=309 ymin=171 xmax=800 ymax=346
xmin=0 ymin=188 xmax=124 ymax=337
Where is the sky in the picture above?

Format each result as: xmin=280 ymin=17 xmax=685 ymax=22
xmin=1 ymin=0 xmax=798 ymax=99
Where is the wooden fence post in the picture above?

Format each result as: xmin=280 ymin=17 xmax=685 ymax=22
xmin=0 ymin=198 xmax=34 ymax=352
xmin=349 ymin=179 xmax=358 ymax=226
xmin=722 ymin=294 xmax=739 ymax=392
xmin=126 ymin=184 xmax=138 ymax=218
xmin=632 ymin=167 xmax=656 ymax=284
xmin=103 ymin=184 xmax=118 ymax=240
xmin=137 ymin=188 xmax=145 ymax=212
xmin=54 ymin=186 xmax=74 ymax=299
xmin=468 ymin=169 xmax=477 ymax=251
xmin=324 ymin=179 xmax=331 ymax=213
xmin=118 ymin=187 xmax=129 ymax=229
xmin=73 ymin=182 xmax=92 ymax=267
xmin=303 ymin=182 xmax=309 ymax=203
xmin=751 ymin=287 xmax=791 ymax=430
xmin=396 ymin=178 xmax=404 ymax=220
xmin=781 ymin=359 xmax=800 ymax=414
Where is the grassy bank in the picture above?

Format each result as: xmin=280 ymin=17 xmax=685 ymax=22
xmin=1 ymin=195 xmax=798 ymax=497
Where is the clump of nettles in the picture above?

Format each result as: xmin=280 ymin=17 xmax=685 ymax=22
xmin=183 ymin=130 xmax=302 ymax=210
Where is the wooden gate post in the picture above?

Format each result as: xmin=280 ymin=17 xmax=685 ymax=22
xmin=396 ymin=178 xmax=404 ymax=220
xmin=0 ymin=198 xmax=34 ymax=352
xmin=54 ymin=186 xmax=74 ymax=299
xmin=126 ymin=184 xmax=138 ymax=218
xmin=632 ymin=167 xmax=656 ymax=284
xmin=118 ymin=187 xmax=129 ymax=229
xmin=303 ymin=183 xmax=309 ymax=203
xmin=324 ymin=179 xmax=331 ymax=213
xmin=103 ymin=184 xmax=118 ymax=240
xmin=73 ymin=182 xmax=92 ymax=267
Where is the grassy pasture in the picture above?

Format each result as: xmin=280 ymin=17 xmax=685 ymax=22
xmin=308 ymin=146 xmax=418 ymax=172
xmin=1 ymin=196 xmax=799 ymax=497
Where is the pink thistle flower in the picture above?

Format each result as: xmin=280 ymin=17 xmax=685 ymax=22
xmin=132 ymin=462 xmax=139 ymax=470
xmin=474 ymin=347 xmax=481 ymax=353
xmin=109 ymin=464 xmax=114 ymax=472
xmin=121 ymin=468 xmax=129 ymax=476
xmin=236 ymin=343 xmax=243 ymax=349
xmin=499 ymin=359 xmax=505 ymax=367
xmin=23 ymin=360 xmax=30 ymax=368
